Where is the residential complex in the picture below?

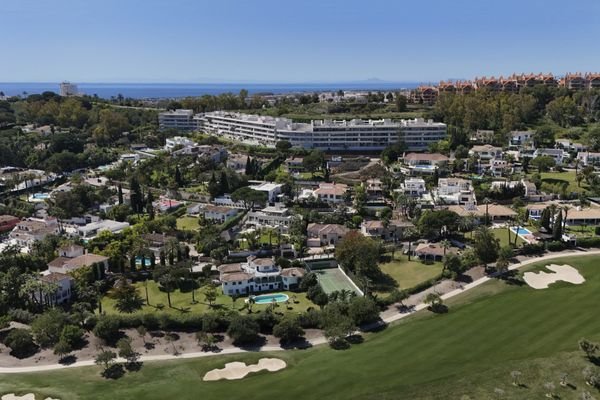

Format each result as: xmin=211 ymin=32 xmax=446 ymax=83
xmin=160 ymin=110 xmax=447 ymax=151
xmin=59 ymin=81 xmax=78 ymax=96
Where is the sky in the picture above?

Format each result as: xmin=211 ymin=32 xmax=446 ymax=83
xmin=1 ymin=0 xmax=599 ymax=83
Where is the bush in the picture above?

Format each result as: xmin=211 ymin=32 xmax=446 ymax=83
xmin=273 ymin=317 xmax=305 ymax=344
xmin=31 ymin=309 xmax=67 ymax=348
xmin=93 ymin=316 xmax=121 ymax=343
xmin=521 ymin=242 xmax=545 ymax=255
xmin=253 ymin=311 xmax=281 ymax=334
xmin=60 ymin=325 xmax=85 ymax=348
xmin=348 ymin=296 xmax=380 ymax=326
xmin=595 ymin=226 xmax=600 ymax=236
xmin=227 ymin=315 xmax=260 ymax=344
xmin=5 ymin=328 xmax=36 ymax=358
xmin=298 ymin=308 xmax=322 ymax=329
xmin=578 ymin=237 xmax=600 ymax=248
xmin=8 ymin=309 xmax=35 ymax=324
xmin=546 ymin=241 xmax=568 ymax=252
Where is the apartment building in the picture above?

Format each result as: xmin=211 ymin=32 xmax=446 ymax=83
xmin=201 ymin=111 xmax=447 ymax=151
xmin=158 ymin=109 xmax=202 ymax=131
xmin=59 ymin=81 xmax=78 ymax=96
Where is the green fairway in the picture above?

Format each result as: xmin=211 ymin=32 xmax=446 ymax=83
xmin=538 ymin=171 xmax=589 ymax=194
xmin=314 ymin=268 xmax=361 ymax=295
xmin=3 ymin=255 xmax=600 ymax=399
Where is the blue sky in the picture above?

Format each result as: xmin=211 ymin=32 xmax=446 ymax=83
xmin=1 ymin=0 xmax=599 ymax=83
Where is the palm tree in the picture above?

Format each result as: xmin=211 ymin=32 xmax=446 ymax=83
xmin=561 ymin=205 xmax=569 ymax=232
xmin=482 ymin=198 xmax=491 ymax=226
xmin=441 ymin=239 xmax=451 ymax=257
xmin=164 ymin=238 xmax=180 ymax=266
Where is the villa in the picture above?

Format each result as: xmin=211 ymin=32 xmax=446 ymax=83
xmin=246 ymin=204 xmax=293 ymax=232
xmin=470 ymin=144 xmax=503 ymax=160
xmin=577 ymin=152 xmax=600 ymax=166
xmin=249 ymin=182 xmax=285 ymax=203
xmin=307 ymin=223 xmax=350 ymax=247
xmin=414 ymin=242 xmax=459 ymax=261
xmin=48 ymin=244 xmax=109 ymax=275
xmin=76 ymin=219 xmax=130 ymax=239
xmin=361 ymin=219 xmax=414 ymax=241
xmin=313 ymin=182 xmax=348 ymax=204
xmin=402 ymin=153 xmax=449 ymax=175
xmin=533 ymin=148 xmax=566 ymax=165
xmin=435 ymin=178 xmax=476 ymax=205
xmin=203 ymin=205 xmax=239 ymax=223
xmin=401 ymin=178 xmax=427 ymax=197
xmin=509 ymin=130 xmax=535 ymax=147
xmin=218 ymin=256 xmax=306 ymax=296
xmin=0 ymin=215 xmax=20 ymax=233
xmin=446 ymin=204 xmax=517 ymax=223
xmin=34 ymin=272 xmax=73 ymax=305
xmin=9 ymin=217 xmax=60 ymax=248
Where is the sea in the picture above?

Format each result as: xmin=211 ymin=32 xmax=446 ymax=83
xmin=0 ymin=82 xmax=420 ymax=100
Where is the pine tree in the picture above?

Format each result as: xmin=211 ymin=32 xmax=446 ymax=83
xmin=553 ymin=211 xmax=563 ymax=240
xmin=175 ymin=165 xmax=183 ymax=187
xmin=219 ymin=170 xmax=229 ymax=195
xmin=207 ymin=172 xmax=219 ymax=199
xmin=540 ymin=208 xmax=550 ymax=230
xmin=117 ymin=184 xmax=123 ymax=205
xmin=245 ymin=156 xmax=252 ymax=176
xmin=146 ymin=191 xmax=155 ymax=220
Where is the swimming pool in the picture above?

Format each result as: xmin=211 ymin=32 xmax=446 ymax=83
xmin=511 ymin=226 xmax=532 ymax=236
xmin=135 ymin=256 xmax=154 ymax=265
xmin=252 ymin=293 xmax=289 ymax=304
xmin=32 ymin=193 xmax=49 ymax=199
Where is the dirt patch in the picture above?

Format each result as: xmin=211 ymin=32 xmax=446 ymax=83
xmin=523 ymin=264 xmax=585 ymax=289
xmin=203 ymin=358 xmax=286 ymax=381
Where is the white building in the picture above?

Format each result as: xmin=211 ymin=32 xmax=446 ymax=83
xmin=246 ymin=205 xmax=293 ymax=232
xmin=249 ymin=182 xmax=284 ymax=203
xmin=77 ymin=219 xmax=130 ymax=239
xmin=164 ymin=136 xmax=195 ymax=151
xmin=9 ymin=217 xmax=59 ymax=248
xmin=306 ymin=223 xmax=350 ymax=247
xmin=533 ymin=148 xmax=566 ymax=165
xmin=401 ymin=178 xmax=427 ymax=197
xmin=35 ymin=272 xmax=73 ymax=305
xmin=218 ymin=256 xmax=305 ymax=296
xmin=59 ymin=81 xmax=78 ymax=96
xmin=470 ymin=145 xmax=503 ymax=160
xmin=203 ymin=205 xmax=239 ymax=223
xmin=577 ymin=152 xmax=600 ymax=166
xmin=312 ymin=183 xmax=348 ymax=204
xmin=158 ymin=109 xmax=202 ymax=131
xmin=201 ymin=111 xmax=447 ymax=151
xmin=509 ymin=130 xmax=535 ymax=146
xmin=435 ymin=178 xmax=476 ymax=205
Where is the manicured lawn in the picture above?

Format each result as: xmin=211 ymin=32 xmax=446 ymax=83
xmin=176 ymin=216 xmax=199 ymax=231
xmin=101 ymin=280 xmax=314 ymax=316
xmin=538 ymin=171 xmax=589 ymax=194
xmin=491 ymin=227 xmax=526 ymax=247
xmin=376 ymin=253 xmax=443 ymax=293
xmin=5 ymin=255 xmax=600 ymax=399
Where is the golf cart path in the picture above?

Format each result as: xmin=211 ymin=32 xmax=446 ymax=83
xmin=2 ymin=249 xmax=599 ymax=374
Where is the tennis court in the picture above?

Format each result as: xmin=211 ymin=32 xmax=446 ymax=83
xmin=314 ymin=268 xmax=362 ymax=295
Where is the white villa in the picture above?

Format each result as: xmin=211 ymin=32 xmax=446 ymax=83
xmin=77 ymin=219 xmax=130 ymax=239
xmin=401 ymin=178 xmax=427 ymax=197
xmin=435 ymin=178 xmax=476 ymax=205
xmin=246 ymin=204 xmax=293 ymax=232
xmin=218 ymin=256 xmax=306 ymax=296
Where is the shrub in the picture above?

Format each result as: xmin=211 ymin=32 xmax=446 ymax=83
xmin=31 ymin=309 xmax=67 ymax=348
xmin=521 ymin=242 xmax=545 ymax=255
xmin=227 ymin=315 xmax=260 ymax=344
xmin=273 ymin=317 xmax=305 ymax=344
xmin=578 ymin=237 xmax=600 ymax=248
xmin=298 ymin=308 xmax=322 ymax=329
xmin=253 ymin=310 xmax=281 ymax=334
xmin=348 ymin=296 xmax=380 ymax=326
xmin=595 ymin=226 xmax=600 ymax=236
xmin=60 ymin=325 xmax=85 ymax=348
xmin=546 ymin=241 xmax=568 ymax=252
xmin=93 ymin=316 xmax=121 ymax=343
xmin=5 ymin=328 xmax=36 ymax=358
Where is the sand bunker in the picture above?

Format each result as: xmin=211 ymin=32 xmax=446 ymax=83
xmin=1 ymin=395 xmax=59 ymax=400
xmin=203 ymin=358 xmax=286 ymax=381
xmin=523 ymin=264 xmax=585 ymax=289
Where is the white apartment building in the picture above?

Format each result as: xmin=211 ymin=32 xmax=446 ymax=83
xmin=59 ymin=81 xmax=78 ymax=96
xmin=533 ymin=148 xmax=566 ymax=165
xmin=158 ymin=109 xmax=202 ymax=131
xmin=201 ymin=111 xmax=446 ymax=151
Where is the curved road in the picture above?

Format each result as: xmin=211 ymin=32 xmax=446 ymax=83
xmin=1 ymin=249 xmax=599 ymax=374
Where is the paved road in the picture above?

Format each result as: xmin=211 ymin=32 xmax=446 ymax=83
xmin=1 ymin=249 xmax=599 ymax=374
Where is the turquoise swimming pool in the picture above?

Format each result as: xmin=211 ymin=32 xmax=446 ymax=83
xmin=32 ymin=193 xmax=49 ymax=199
xmin=252 ymin=293 xmax=289 ymax=304
xmin=511 ymin=226 xmax=532 ymax=236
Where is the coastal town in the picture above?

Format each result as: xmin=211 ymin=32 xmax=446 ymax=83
xmin=2 ymin=0 xmax=600 ymax=397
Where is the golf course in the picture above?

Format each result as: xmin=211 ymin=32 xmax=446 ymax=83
xmin=1 ymin=254 xmax=599 ymax=400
